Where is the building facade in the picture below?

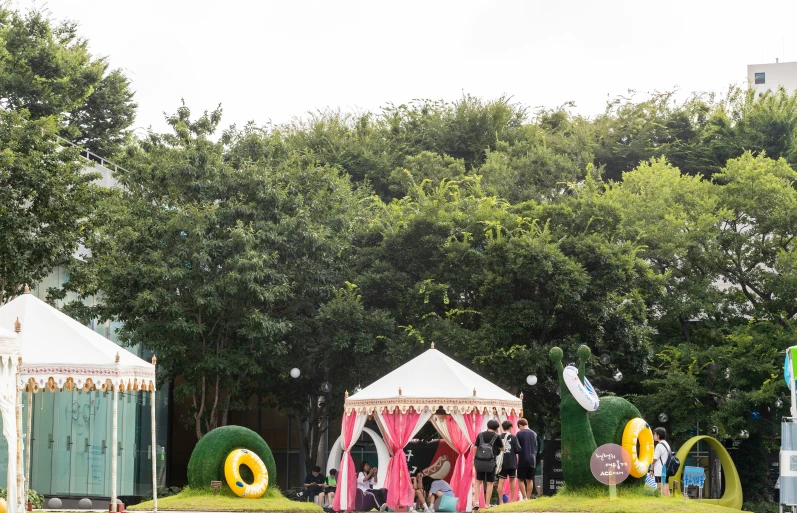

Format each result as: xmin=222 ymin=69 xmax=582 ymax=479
xmin=747 ymin=60 xmax=797 ymax=95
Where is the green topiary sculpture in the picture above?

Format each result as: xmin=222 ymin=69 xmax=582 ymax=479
xmin=187 ymin=425 xmax=277 ymax=492
xmin=549 ymin=345 xmax=643 ymax=489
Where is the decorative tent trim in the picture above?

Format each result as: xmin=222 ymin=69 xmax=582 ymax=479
xmin=343 ymin=398 xmax=522 ymax=415
xmin=20 ymin=365 xmax=155 ymax=393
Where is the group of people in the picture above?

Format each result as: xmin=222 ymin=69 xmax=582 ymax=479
xmin=308 ymin=417 xmax=539 ymax=511
xmin=311 ymin=421 xmax=670 ymax=510
xmin=473 ymin=418 xmax=538 ymax=509
xmin=303 ymin=466 xmax=337 ymax=507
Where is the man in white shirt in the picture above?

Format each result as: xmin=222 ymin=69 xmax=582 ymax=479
xmin=652 ymin=427 xmax=671 ymax=496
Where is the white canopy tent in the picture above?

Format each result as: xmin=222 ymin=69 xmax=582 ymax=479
xmin=0 ymin=292 xmax=158 ymax=512
xmin=332 ymin=346 xmax=522 ymax=513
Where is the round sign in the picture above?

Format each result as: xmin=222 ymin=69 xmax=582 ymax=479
xmin=590 ymin=443 xmax=631 ymax=485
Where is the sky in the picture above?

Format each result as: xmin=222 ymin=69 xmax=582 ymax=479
xmin=16 ymin=0 xmax=797 ymax=136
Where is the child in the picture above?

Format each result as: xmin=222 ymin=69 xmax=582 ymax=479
xmin=325 ymin=469 xmax=337 ymax=507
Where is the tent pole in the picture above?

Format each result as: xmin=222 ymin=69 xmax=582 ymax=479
xmin=25 ymin=388 xmax=31 ymax=509
xmin=151 ymin=386 xmax=157 ymax=513
xmin=16 ymin=359 xmax=23 ymax=513
xmin=111 ymin=384 xmax=118 ymax=511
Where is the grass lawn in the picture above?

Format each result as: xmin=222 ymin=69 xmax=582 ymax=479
xmin=130 ymin=487 xmax=324 ymax=512
xmin=490 ymin=486 xmax=741 ymax=513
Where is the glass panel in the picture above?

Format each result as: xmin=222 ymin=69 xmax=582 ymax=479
xmin=51 ymin=391 xmax=72 ymax=495
xmin=755 ymin=72 xmax=766 ymax=84
xmin=69 ymin=389 xmax=90 ymax=495
xmin=30 ymin=392 xmax=55 ymax=494
xmin=88 ymin=390 xmax=108 ymax=495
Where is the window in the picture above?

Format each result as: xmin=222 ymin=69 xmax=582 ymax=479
xmin=755 ymin=72 xmax=766 ymax=85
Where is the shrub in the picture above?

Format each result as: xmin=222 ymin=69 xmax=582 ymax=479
xmin=141 ymin=486 xmax=182 ymax=502
xmin=0 ymin=488 xmax=44 ymax=508
xmin=743 ymin=502 xmax=779 ymax=513
xmin=187 ymin=425 xmax=277 ymax=492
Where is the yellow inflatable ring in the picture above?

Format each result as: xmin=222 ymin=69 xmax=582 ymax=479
xmin=224 ymin=448 xmax=269 ymax=498
xmin=622 ymin=418 xmax=654 ymax=478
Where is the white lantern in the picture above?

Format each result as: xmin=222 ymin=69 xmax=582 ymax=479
xmin=290 ymin=368 xmax=301 ymax=379
xmin=526 ymin=375 xmax=538 ymax=386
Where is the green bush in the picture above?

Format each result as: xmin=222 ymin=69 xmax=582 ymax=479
xmin=142 ymin=486 xmax=182 ymax=502
xmin=187 ymin=425 xmax=277 ymax=492
xmin=0 ymin=488 xmax=44 ymax=508
xmin=743 ymin=501 xmax=779 ymax=513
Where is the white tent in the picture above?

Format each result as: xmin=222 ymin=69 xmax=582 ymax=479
xmin=344 ymin=347 xmax=523 ymax=415
xmin=333 ymin=346 xmax=523 ymax=513
xmin=0 ymin=292 xmax=158 ymax=512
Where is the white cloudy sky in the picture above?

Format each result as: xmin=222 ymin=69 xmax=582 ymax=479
xmin=17 ymin=0 xmax=797 ymax=135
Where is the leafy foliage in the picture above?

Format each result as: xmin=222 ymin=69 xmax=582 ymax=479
xmin=0 ymin=108 xmax=100 ymax=303
xmin=0 ymin=6 xmax=137 ymax=155
xmin=186 ymin=425 xmax=277 ymax=492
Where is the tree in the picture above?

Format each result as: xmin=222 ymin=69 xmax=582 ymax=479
xmin=0 ymin=108 xmax=100 ymax=303
xmin=0 ymin=7 xmax=137 ymax=155
xmin=601 ymin=157 xmax=723 ymax=342
xmin=223 ymin=121 xmax=396 ymax=472
xmin=68 ymin=105 xmax=294 ymax=438
xmin=712 ymin=152 xmax=797 ymax=322
xmin=352 ymin=177 xmax=656 ymax=434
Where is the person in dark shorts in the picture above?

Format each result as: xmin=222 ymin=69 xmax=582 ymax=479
xmin=496 ymin=420 xmax=521 ymax=504
xmin=473 ymin=419 xmax=502 ymax=509
xmin=324 ymin=468 xmax=337 ymax=507
xmin=304 ymin=465 xmax=326 ymax=505
xmin=515 ymin=418 xmax=538 ymax=500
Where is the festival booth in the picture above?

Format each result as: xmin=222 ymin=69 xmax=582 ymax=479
xmin=332 ymin=345 xmax=522 ymax=513
xmin=0 ymin=291 xmax=158 ymax=513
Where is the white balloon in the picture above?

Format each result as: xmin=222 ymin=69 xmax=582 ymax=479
xmin=290 ymin=368 xmax=301 ymax=379
xmin=526 ymin=375 xmax=538 ymax=386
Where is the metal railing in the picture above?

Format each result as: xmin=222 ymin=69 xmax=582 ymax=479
xmin=56 ymin=135 xmax=130 ymax=175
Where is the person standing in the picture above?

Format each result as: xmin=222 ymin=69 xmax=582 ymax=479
xmin=515 ymin=418 xmax=538 ymax=500
xmin=473 ymin=419 xmax=502 ymax=509
xmin=496 ymin=420 xmax=522 ymax=504
xmin=653 ymin=427 xmax=671 ymax=496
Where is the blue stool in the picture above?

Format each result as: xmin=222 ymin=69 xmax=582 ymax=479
xmin=436 ymin=495 xmax=458 ymax=512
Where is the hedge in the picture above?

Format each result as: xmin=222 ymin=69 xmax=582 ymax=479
xmin=187 ymin=425 xmax=277 ymax=492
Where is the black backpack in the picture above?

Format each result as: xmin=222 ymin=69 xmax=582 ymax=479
xmin=474 ymin=432 xmax=498 ymax=472
xmin=660 ymin=441 xmax=681 ymax=477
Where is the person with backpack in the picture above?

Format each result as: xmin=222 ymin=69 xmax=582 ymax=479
xmin=652 ymin=427 xmax=672 ymax=496
xmin=473 ymin=419 xmax=503 ymax=509
xmin=496 ymin=420 xmax=522 ymax=505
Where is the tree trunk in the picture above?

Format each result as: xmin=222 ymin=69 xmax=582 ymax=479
xmin=193 ymin=375 xmax=207 ymax=440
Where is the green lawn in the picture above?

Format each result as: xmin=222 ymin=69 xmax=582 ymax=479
xmin=130 ymin=487 xmax=324 ymax=512
xmin=490 ymin=486 xmax=741 ymax=513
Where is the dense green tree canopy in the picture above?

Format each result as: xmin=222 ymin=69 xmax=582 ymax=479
xmin=0 ymin=108 xmax=100 ymax=303
xmin=0 ymin=7 xmax=137 ymax=155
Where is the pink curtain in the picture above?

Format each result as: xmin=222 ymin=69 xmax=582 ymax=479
xmin=500 ymin=411 xmax=520 ymax=501
xmin=377 ymin=408 xmax=431 ymax=510
xmin=333 ymin=411 xmax=366 ymax=511
xmin=447 ymin=411 xmax=486 ymax=512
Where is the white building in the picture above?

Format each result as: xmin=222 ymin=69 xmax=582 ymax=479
xmin=747 ymin=60 xmax=797 ymax=95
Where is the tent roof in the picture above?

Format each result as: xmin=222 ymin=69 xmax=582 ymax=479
xmin=0 ymin=293 xmax=155 ymax=392
xmin=344 ymin=348 xmax=522 ymax=414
